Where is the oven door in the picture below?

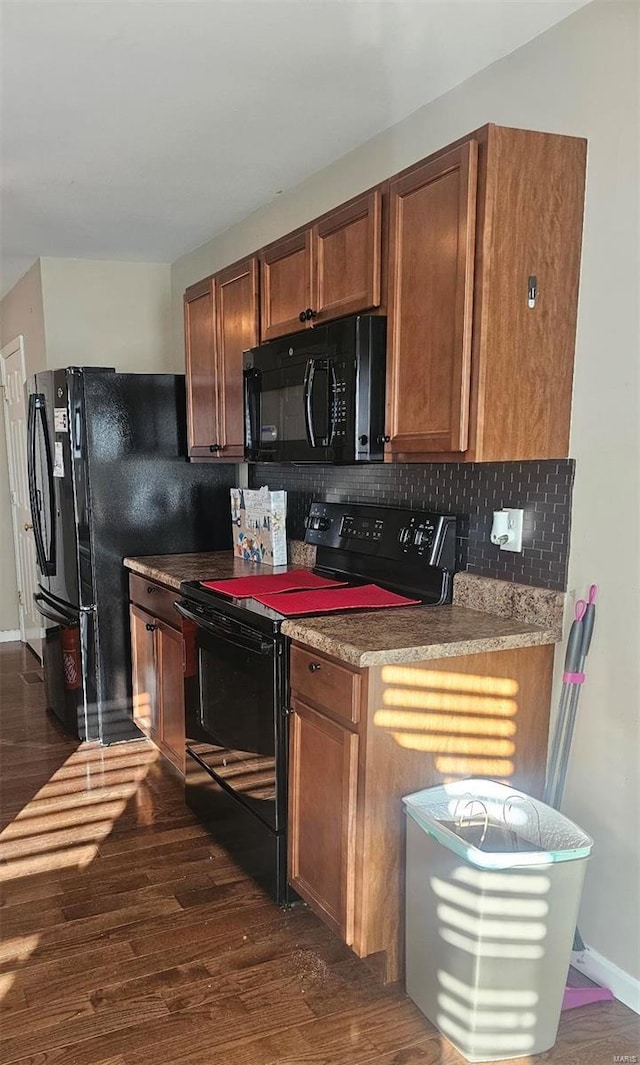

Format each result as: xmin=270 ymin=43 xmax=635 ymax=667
xmin=178 ymin=602 xmax=285 ymax=832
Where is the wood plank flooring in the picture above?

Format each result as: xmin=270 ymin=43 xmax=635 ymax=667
xmin=1 ymin=641 xmax=637 ymax=1064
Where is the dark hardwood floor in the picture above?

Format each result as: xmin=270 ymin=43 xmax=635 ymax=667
xmin=0 ymin=641 xmax=637 ymax=1065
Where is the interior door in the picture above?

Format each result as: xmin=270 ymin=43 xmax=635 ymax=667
xmin=1 ymin=339 xmax=44 ymax=655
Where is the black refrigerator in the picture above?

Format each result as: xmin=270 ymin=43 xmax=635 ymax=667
xmin=27 ymin=367 xmax=236 ymax=745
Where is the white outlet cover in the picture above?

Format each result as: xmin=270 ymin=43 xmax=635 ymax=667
xmin=501 ymin=508 xmax=524 ymax=552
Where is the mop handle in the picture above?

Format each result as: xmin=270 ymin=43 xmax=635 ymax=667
xmin=580 ymin=585 xmax=598 ymax=658
xmin=562 ymin=616 xmax=584 ymax=681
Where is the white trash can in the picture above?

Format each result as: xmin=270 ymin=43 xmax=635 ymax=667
xmin=403 ymin=779 xmax=593 ymax=1063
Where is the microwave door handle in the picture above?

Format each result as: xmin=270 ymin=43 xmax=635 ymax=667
xmin=243 ymin=368 xmax=261 ymax=458
xmin=303 ymin=359 xmax=317 ymax=448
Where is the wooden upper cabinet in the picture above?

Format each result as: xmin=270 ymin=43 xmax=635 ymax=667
xmin=260 ymin=231 xmax=312 ymax=341
xmin=184 ymin=277 xmax=217 ymax=458
xmin=471 ymin=126 xmax=587 ymax=461
xmin=385 ymin=125 xmax=586 ymax=463
xmin=312 ymin=189 xmax=382 ymax=324
xmin=260 ymin=190 xmax=383 ymax=341
xmin=214 ymin=257 xmax=259 ymax=459
xmin=385 ymin=140 xmax=478 ymax=456
xmin=184 ymin=257 xmax=259 ymax=460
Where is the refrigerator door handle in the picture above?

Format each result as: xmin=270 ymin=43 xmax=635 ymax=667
xmin=27 ymin=393 xmax=49 ymax=576
xmin=38 ymin=395 xmax=57 ymax=574
xmin=33 ymin=593 xmax=78 ymax=628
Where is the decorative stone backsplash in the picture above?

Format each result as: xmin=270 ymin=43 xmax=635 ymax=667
xmin=249 ymin=460 xmax=575 ymax=591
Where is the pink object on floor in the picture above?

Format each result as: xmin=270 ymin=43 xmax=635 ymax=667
xmin=562 ymin=986 xmax=614 ymax=1010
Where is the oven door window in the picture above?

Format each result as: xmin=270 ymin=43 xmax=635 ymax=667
xmin=189 ymin=625 xmax=280 ymax=830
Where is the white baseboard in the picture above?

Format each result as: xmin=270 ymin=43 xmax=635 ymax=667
xmin=0 ymin=629 xmax=21 ymax=644
xmin=572 ymin=945 xmax=640 ymax=1014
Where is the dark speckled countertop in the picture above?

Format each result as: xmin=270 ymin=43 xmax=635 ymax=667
xmin=124 ymin=551 xmax=279 ymax=590
xmin=124 ymin=551 xmax=563 ymax=667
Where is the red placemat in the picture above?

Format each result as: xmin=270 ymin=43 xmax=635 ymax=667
xmin=252 ymin=583 xmax=421 ymax=616
xmin=200 ymin=568 xmax=346 ymax=598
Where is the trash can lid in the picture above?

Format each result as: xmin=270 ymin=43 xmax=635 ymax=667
xmin=402 ymin=779 xmax=593 ymax=869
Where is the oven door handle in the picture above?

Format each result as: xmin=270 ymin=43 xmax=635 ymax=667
xmin=174 ymin=600 xmax=275 ymax=655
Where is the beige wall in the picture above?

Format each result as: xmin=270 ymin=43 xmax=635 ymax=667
xmin=40 ymin=258 xmax=174 ymax=372
xmin=0 ymin=258 xmax=173 ymax=636
xmin=171 ymin=2 xmax=639 ymax=985
xmin=0 ymin=261 xmax=47 ymax=633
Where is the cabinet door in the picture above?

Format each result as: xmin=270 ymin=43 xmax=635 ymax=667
xmin=312 ymin=189 xmax=382 ymax=323
xmin=214 ymin=257 xmax=259 ymax=459
xmin=386 ymin=140 xmax=477 ymax=456
xmin=260 ymin=231 xmax=312 ymax=341
xmin=184 ymin=277 xmax=220 ymax=458
xmin=156 ymin=620 xmax=185 ymax=773
xmin=130 ymin=604 xmax=158 ymax=740
xmin=288 ymin=698 xmax=358 ymax=943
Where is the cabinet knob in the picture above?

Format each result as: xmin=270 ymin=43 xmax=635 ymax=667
xmin=378 ymin=434 xmax=391 ymax=444
xmin=308 ymin=662 xmax=322 ymax=673
xmin=209 ymin=443 xmax=221 ymax=453
xmin=145 ymin=622 xmax=157 ymax=632
xmin=298 ymin=311 xmax=307 ymax=323
xmin=300 ymin=308 xmax=317 ymax=322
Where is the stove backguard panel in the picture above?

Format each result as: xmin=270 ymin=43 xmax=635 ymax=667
xmin=248 ymin=461 xmax=574 ymax=591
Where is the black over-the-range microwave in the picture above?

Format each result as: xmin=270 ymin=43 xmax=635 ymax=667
xmin=243 ymin=314 xmax=386 ymax=463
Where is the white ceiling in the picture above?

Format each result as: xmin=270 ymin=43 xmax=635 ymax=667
xmin=0 ymin=0 xmax=588 ymax=298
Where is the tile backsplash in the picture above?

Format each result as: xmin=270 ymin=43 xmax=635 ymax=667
xmin=248 ymin=460 xmax=575 ymax=591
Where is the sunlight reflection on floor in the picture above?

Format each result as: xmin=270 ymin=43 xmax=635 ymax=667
xmin=0 ymin=738 xmax=159 ymax=1001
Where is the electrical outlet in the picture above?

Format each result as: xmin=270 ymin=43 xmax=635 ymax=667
xmin=500 ymin=508 xmax=524 ymax=552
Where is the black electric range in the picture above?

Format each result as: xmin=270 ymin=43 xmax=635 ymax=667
xmin=176 ymin=501 xmax=457 ymax=905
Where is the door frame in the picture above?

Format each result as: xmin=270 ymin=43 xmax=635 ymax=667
xmin=1 ymin=335 xmax=42 ymax=648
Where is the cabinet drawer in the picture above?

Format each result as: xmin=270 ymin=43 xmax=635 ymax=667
xmin=129 ymin=574 xmax=180 ymax=628
xmin=290 ymin=645 xmax=362 ymax=726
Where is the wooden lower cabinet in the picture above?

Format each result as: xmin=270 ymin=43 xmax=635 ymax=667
xmin=155 ymin=620 xmax=186 ymax=770
xmin=130 ymin=604 xmax=159 ymax=739
xmin=288 ymin=697 xmax=359 ymax=943
xmin=129 ymin=575 xmax=190 ymax=774
xmin=288 ymin=640 xmax=554 ymax=983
